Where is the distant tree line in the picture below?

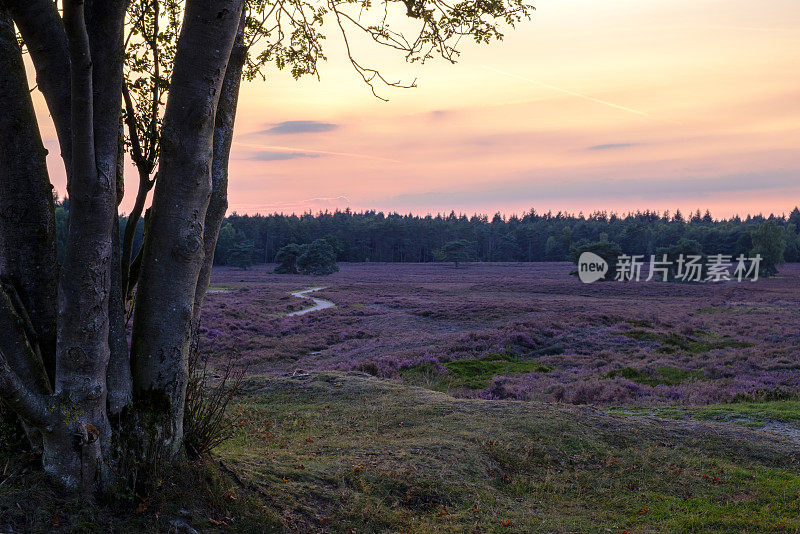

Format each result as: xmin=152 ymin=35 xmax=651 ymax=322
xmin=214 ymin=208 xmax=800 ymax=266
xmin=53 ymin=198 xmax=800 ymax=266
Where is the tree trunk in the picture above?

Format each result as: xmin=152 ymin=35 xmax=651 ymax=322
xmin=131 ymin=0 xmax=244 ymax=456
xmin=40 ymin=0 xmax=124 ymax=491
xmin=192 ymin=13 xmax=247 ymax=338
xmin=1 ymin=0 xmax=248 ymax=494
xmin=85 ymin=0 xmax=131 ymax=418
xmin=0 ymin=6 xmax=59 ymax=383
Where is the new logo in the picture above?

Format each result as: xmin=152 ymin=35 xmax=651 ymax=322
xmin=578 ymin=252 xmax=608 ymax=283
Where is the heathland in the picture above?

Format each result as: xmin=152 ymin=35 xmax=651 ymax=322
xmin=200 ymin=262 xmax=799 ymax=532
xmin=3 ymin=262 xmax=799 ymax=532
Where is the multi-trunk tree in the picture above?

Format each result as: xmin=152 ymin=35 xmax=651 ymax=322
xmin=0 ymin=0 xmax=532 ymax=494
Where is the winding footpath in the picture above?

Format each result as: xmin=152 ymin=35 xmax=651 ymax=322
xmin=287 ymin=287 xmax=335 ymax=316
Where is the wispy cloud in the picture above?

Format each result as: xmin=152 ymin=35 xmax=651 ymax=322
xmin=256 ymin=120 xmax=339 ymax=135
xmin=248 ymin=150 xmax=320 ymax=161
xmin=235 ymin=142 xmax=401 ymax=163
xmin=385 ymin=169 xmax=800 ymax=207
xmin=587 ymin=143 xmax=639 ymax=151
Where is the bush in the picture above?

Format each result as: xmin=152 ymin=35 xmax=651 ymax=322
xmin=751 ymin=220 xmax=785 ymax=277
xmin=183 ymin=346 xmax=244 ymax=460
xmin=274 ymin=243 xmax=303 ymax=274
xmin=275 ymin=239 xmax=339 ymax=275
xmin=297 ymin=239 xmax=339 ymax=275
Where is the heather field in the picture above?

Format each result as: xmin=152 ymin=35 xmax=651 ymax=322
xmin=6 ymin=264 xmax=796 ymax=533
xmin=145 ymin=262 xmax=800 ymax=532
xmin=203 ymin=262 xmax=800 ymax=409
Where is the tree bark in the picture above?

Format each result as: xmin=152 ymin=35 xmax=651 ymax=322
xmin=84 ymin=0 xmax=131 ymax=418
xmin=108 ymin=118 xmax=131 ymax=416
xmin=0 ymin=5 xmax=59 ymax=385
xmin=192 ymin=12 xmax=246 ymax=331
xmin=131 ymin=0 xmax=244 ymax=456
xmin=42 ymin=0 xmax=120 ymax=491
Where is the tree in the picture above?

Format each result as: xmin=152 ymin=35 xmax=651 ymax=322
xmin=436 ymin=239 xmax=474 ymax=267
xmin=751 ymin=220 xmax=785 ymax=277
xmin=0 ymin=0 xmax=533 ymax=494
xmin=214 ymin=222 xmax=237 ymax=265
xmin=228 ymin=238 xmax=255 ymax=269
xmin=789 ymin=207 xmax=800 ymax=231
xmin=783 ymin=224 xmax=800 ymax=263
xmin=297 ymin=239 xmax=339 ymax=275
xmin=274 ymin=243 xmax=304 ymax=274
xmin=275 ymin=240 xmax=339 ymax=274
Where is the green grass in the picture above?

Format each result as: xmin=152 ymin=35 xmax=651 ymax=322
xmin=3 ymin=374 xmax=800 ymax=532
xmin=399 ymin=352 xmax=551 ymax=391
xmin=609 ymin=400 xmax=800 ymax=430
xmin=214 ymin=372 xmax=800 ymax=533
xmin=443 ymin=353 xmax=552 ymax=388
xmin=604 ymin=365 xmax=705 ymax=386
xmin=208 ymin=284 xmax=236 ymax=292
xmin=622 ymin=328 xmax=752 ymax=354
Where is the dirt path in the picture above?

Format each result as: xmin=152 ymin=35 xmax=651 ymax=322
xmin=287 ymin=287 xmax=335 ymax=316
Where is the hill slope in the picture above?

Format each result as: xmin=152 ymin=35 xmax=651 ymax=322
xmin=217 ymin=371 xmax=800 ymax=533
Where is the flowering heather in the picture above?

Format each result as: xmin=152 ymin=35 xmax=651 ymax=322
xmin=202 ymin=263 xmax=800 ymax=406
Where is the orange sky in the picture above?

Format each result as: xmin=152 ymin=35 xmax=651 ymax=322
xmin=35 ymin=0 xmax=800 ymax=218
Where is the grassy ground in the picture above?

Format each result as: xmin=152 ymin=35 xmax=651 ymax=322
xmin=609 ymin=400 xmax=800 ymax=432
xmin=2 ymin=371 xmax=800 ymax=532
xmin=216 ymin=371 xmax=800 ymax=533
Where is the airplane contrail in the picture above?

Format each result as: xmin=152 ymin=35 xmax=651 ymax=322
xmin=234 ymin=142 xmax=402 ymax=163
xmin=708 ymin=25 xmax=797 ymax=33
xmin=483 ymin=66 xmax=680 ymax=124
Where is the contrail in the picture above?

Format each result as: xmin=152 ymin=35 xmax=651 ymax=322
xmin=708 ymin=25 xmax=797 ymax=33
xmin=484 ymin=66 xmax=680 ymax=124
xmin=234 ymin=142 xmax=401 ymax=163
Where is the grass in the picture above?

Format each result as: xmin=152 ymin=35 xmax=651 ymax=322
xmin=208 ymin=284 xmax=236 ymax=292
xmin=399 ymin=352 xmax=551 ymax=391
xmin=214 ymin=372 xmax=800 ymax=533
xmin=0 ymin=454 xmax=283 ymax=533
xmin=622 ymin=328 xmax=753 ymax=354
xmin=3 ymin=372 xmax=800 ymax=532
xmin=443 ymin=353 xmax=552 ymax=389
xmin=609 ymin=400 xmax=800 ymax=430
xmin=604 ymin=365 xmax=705 ymax=386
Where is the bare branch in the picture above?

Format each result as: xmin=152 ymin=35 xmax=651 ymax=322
xmin=330 ymin=1 xmax=416 ymax=100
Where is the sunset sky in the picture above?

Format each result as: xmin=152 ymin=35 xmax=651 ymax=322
xmin=36 ymin=0 xmax=800 ymax=218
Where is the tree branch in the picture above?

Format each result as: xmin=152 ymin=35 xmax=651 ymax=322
xmin=4 ymin=0 xmax=72 ymax=174
xmin=0 ymin=282 xmax=51 ymax=397
xmin=0 ymin=353 xmax=52 ymax=429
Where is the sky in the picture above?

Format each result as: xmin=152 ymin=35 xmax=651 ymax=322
xmin=35 ymin=0 xmax=800 ymax=219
